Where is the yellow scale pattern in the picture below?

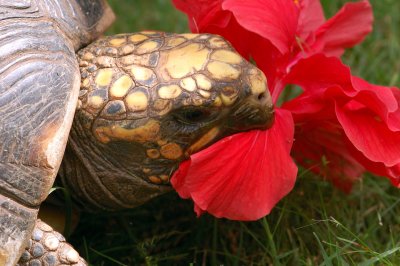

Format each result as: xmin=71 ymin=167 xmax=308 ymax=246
xmin=76 ymin=31 xmax=267 ymax=184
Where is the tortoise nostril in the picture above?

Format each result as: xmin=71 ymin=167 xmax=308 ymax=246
xmin=254 ymin=91 xmax=273 ymax=110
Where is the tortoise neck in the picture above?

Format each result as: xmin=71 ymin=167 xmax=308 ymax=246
xmin=59 ymin=114 xmax=171 ymax=211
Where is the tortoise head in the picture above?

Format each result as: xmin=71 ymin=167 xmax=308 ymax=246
xmin=63 ymin=32 xmax=273 ymax=210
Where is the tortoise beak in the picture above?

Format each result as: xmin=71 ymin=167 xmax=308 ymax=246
xmin=186 ymin=91 xmax=274 ymax=156
xmin=227 ymin=90 xmax=274 ymax=132
xmin=225 ymin=65 xmax=275 ymax=132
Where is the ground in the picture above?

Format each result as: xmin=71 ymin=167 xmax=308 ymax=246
xmin=68 ymin=0 xmax=400 ymax=265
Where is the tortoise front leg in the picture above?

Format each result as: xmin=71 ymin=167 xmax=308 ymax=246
xmin=17 ymin=220 xmax=86 ymax=266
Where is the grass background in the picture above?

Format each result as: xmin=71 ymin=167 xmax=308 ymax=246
xmin=69 ymin=0 xmax=400 ymax=265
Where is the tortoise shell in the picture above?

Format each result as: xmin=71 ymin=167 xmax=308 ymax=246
xmin=0 ymin=0 xmax=114 ymax=264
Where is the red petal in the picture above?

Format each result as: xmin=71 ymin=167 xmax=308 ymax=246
xmin=390 ymin=88 xmax=400 ymax=130
xmin=171 ymin=109 xmax=297 ymax=220
xmin=285 ymin=54 xmax=352 ymax=91
xmin=297 ymin=0 xmax=325 ymax=40
xmin=311 ymin=0 xmax=373 ymax=56
xmin=173 ymin=0 xmax=262 ymax=61
xmin=170 ymin=159 xmax=191 ymax=198
xmin=250 ymin=37 xmax=289 ymax=99
xmin=283 ymin=54 xmax=400 ymax=188
xmin=172 ymin=0 xmax=227 ymax=32
xmin=347 ymin=141 xmax=400 ymax=186
xmin=203 ymin=16 xmax=256 ymax=60
xmin=291 ymin=121 xmax=364 ymax=192
xmin=350 ymin=77 xmax=400 ymax=131
xmin=222 ymin=0 xmax=299 ymax=54
xmin=285 ymin=55 xmax=400 ymax=128
xmin=282 ymin=90 xmax=334 ymax=120
xmin=336 ymin=105 xmax=400 ymax=167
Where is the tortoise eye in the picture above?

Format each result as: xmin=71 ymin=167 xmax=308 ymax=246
xmin=175 ymin=108 xmax=213 ymax=124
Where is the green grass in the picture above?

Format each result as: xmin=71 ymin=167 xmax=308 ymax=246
xmin=69 ymin=0 xmax=400 ymax=265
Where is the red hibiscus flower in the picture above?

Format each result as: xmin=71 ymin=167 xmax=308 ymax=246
xmin=173 ymin=0 xmax=372 ymax=98
xmin=284 ymin=55 xmax=400 ymax=191
xmin=171 ymin=0 xmax=400 ymax=220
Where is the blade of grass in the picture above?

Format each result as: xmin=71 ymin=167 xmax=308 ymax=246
xmin=90 ymin=248 xmax=128 ymax=266
xmin=313 ymin=232 xmax=332 ymax=266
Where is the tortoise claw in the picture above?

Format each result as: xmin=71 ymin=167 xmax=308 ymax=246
xmin=17 ymin=219 xmax=86 ymax=266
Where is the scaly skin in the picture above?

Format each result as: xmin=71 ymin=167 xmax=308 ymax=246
xmin=17 ymin=220 xmax=86 ymax=266
xmin=59 ymin=32 xmax=274 ymax=211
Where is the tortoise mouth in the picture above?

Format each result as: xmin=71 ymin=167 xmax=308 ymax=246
xmin=182 ymin=101 xmax=275 ymax=158
xmin=225 ymin=94 xmax=275 ymax=133
xmin=186 ymin=126 xmax=221 ymax=155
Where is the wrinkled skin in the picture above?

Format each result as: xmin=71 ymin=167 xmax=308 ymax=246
xmin=59 ymin=32 xmax=274 ymax=211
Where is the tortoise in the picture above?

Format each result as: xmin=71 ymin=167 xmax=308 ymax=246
xmin=0 ymin=0 xmax=274 ymax=265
